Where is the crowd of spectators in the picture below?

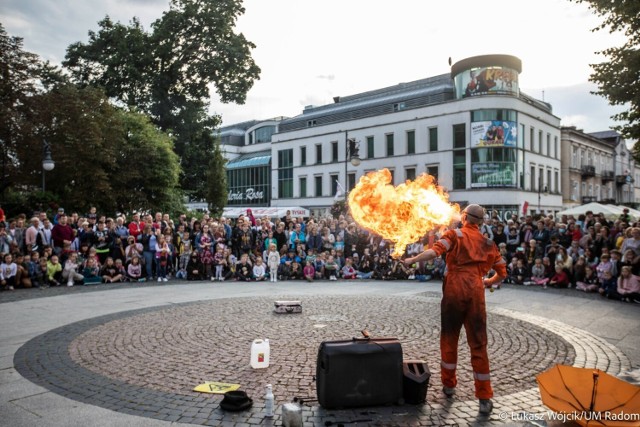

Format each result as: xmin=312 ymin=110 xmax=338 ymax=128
xmin=0 ymin=205 xmax=639 ymax=303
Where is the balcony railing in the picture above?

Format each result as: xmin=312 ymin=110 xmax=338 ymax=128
xmin=616 ymin=175 xmax=635 ymax=185
xmin=582 ymin=196 xmax=597 ymax=204
xmin=601 ymin=170 xmax=614 ymax=182
xmin=581 ymin=165 xmax=596 ymax=177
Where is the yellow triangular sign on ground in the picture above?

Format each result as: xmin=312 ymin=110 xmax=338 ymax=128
xmin=193 ymin=381 xmax=241 ymax=394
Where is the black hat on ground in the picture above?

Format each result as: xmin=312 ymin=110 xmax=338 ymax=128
xmin=219 ymin=390 xmax=253 ymax=412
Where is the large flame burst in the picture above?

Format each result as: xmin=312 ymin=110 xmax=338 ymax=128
xmin=348 ymin=168 xmax=460 ymax=258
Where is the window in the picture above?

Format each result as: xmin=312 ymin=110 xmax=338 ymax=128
xmin=470 ymin=148 xmax=517 ymax=187
xmin=406 ymin=167 xmax=416 ymax=181
xmin=278 ymin=149 xmax=294 ymax=198
xmin=316 ymin=144 xmax=322 ymax=164
xmin=331 ymin=141 xmax=338 ymax=162
xmin=299 ymin=177 xmax=307 ymax=198
xmin=407 ymin=130 xmax=415 ymax=154
xmin=386 ymin=133 xmax=394 ymax=156
xmin=539 ymin=168 xmax=544 ymax=190
xmin=538 ymin=130 xmax=543 ymax=153
xmin=347 ymin=172 xmax=356 ymax=191
xmin=571 ymin=147 xmax=578 ymax=168
xmin=530 ymin=165 xmax=536 ymax=190
xmin=300 ymin=146 xmax=306 ymax=166
xmin=554 ymin=170 xmax=559 ymax=193
xmin=530 ymin=127 xmax=535 ymax=152
xmin=307 ymin=120 xmax=317 ymax=127
xmin=427 ymin=165 xmax=439 ymax=184
xmin=471 ymin=109 xmax=517 ymax=122
xmin=546 ymin=133 xmax=551 ymax=157
xmin=554 ymin=136 xmax=558 ymax=158
xmin=428 ymin=127 xmax=438 ymax=152
xmin=453 ymin=124 xmax=466 ymax=149
xmin=453 ymin=151 xmax=466 ymax=189
xmin=254 ymin=126 xmax=276 ymax=143
xmin=519 ymin=124 xmax=525 ymax=149
xmin=315 ymin=176 xmax=323 ymax=197
xmin=366 ymin=136 xmax=374 ymax=159
xmin=547 ymin=169 xmax=552 ymax=192
xmin=330 ymin=174 xmax=338 ymax=197
xmin=389 ymin=169 xmax=395 ymax=184
xmin=393 ymin=102 xmax=405 ymax=112
xmin=571 ymin=181 xmax=578 ymax=201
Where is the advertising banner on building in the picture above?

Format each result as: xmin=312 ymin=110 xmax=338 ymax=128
xmin=471 ymin=120 xmax=517 ymax=147
xmin=459 ymin=66 xmax=519 ymax=98
xmin=471 ymin=163 xmax=516 ymax=188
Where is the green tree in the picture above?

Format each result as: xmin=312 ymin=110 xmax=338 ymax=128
xmin=0 ymin=22 xmax=42 ymax=198
xmin=206 ymin=136 xmax=228 ymax=216
xmin=571 ymin=0 xmax=640 ymax=140
xmin=63 ymin=0 xmax=261 ymax=195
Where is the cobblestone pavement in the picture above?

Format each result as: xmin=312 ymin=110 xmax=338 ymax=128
xmin=11 ymin=288 xmax=635 ymax=427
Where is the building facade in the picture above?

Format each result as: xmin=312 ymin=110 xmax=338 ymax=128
xmin=219 ymin=55 xmax=640 ymax=218
xmin=265 ymin=54 xmax=563 ymax=220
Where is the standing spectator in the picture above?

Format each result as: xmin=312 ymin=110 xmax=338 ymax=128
xmin=0 ymin=222 xmax=12 ymax=253
xmin=128 ymin=213 xmax=144 ymax=242
xmin=24 ymin=217 xmax=41 ymax=254
xmin=140 ymin=225 xmax=157 ymax=281
xmin=51 ymin=214 xmax=74 ymax=256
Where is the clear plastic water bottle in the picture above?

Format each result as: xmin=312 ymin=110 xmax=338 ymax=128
xmin=264 ymin=384 xmax=274 ymax=417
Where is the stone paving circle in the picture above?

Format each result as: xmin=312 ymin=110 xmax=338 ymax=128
xmin=14 ymin=294 xmax=632 ymax=426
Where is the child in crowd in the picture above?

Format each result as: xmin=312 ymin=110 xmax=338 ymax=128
xmin=62 ymin=252 xmax=84 ymax=287
xmin=616 ymin=266 xmax=640 ymax=302
xmin=341 ymin=257 xmax=357 ymax=280
xmin=114 ymin=259 xmax=127 ymax=282
xmin=313 ymin=252 xmax=325 ymax=280
xmin=599 ymin=270 xmax=618 ymax=299
xmin=253 ymin=257 xmax=266 ymax=281
xmin=186 ymin=252 xmax=202 ymax=281
xmin=155 ymin=235 xmax=170 ymax=282
xmin=0 ymin=253 xmax=17 ymax=291
xmin=83 ymin=257 xmax=102 ymax=285
xmin=32 ymin=258 xmax=49 ymax=288
xmin=267 ymin=244 xmax=280 ymax=283
xmin=290 ymin=259 xmax=302 ymax=280
xmin=213 ymin=245 xmax=225 ymax=282
xmin=511 ymin=259 xmax=529 ymax=285
xmin=101 ymin=257 xmax=124 ymax=283
xmin=595 ymin=253 xmax=613 ymax=283
xmin=47 ymin=254 xmax=63 ymax=286
xmin=127 ymin=256 xmax=144 ymax=281
xmin=303 ymin=260 xmax=315 ymax=282
xmin=324 ymin=255 xmax=339 ymax=281
xmin=529 ymin=258 xmax=549 ymax=287
xmin=548 ymin=264 xmax=570 ymax=288
xmin=575 ymin=265 xmax=599 ymax=293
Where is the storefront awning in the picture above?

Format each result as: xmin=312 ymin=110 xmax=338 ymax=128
xmin=226 ymin=151 xmax=271 ymax=170
xmin=223 ymin=207 xmax=310 ymax=219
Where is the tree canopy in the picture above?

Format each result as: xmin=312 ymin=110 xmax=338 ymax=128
xmin=63 ymin=0 xmax=261 ymax=198
xmin=571 ymin=0 xmax=640 ymax=141
xmin=0 ymin=22 xmax=182 ymax=215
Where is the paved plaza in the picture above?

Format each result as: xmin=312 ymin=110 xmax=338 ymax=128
xmin=0 ymin=280 xmax=638 ymax=426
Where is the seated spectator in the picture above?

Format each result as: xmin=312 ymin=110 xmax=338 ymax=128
xmin=341 ymin=257 xmax=357 ymax=280
xmin=186 ymin=252 xmax=203 ymax=281
xmin=529 ymin=258 xmax=549 ymax=287
xmin=598 ymin=270 xmax=618 ymax=299
xmin=576 ymin=265 xmax=599 ymax=293
xmin=595 ymin=253 xmax=613 ymax=283
xmin=47 ymin=254 xmax=63 ymax=286
xmin=324 ymin=255 xmax=339 ymax=280
xmin=62 ymin=252 xmax=84 ymax=287
xmin=289 ymin=259 xmax=303 ymax=280
xmin=101 ymin=257 xmax=124 ymax=283
xmin=0 ymin=253 xmax=17 ymax=291
xmin=615 ymin=266 xmax=640 ymax=302
xmin=511 ymin=259 xmax=529 ymax=285
xmin=253 ymin=257 xmax=267 ymax=281
xmin=235 ymin=254 xmax=253 ymax=281
xmin=548 ymin=264 xmax=570 ymax=288
xmin=32 ymin=257 xmax=49 ymax=288
xmin=127 ymin=256 xmax=145 ymax=281
xmin=303 ymin=260 xmax=315 ymax=282
xmin=82 ymin=257 xmax=102 ymax=285
xmin=374 ymin=254 xmax=392 ymax=280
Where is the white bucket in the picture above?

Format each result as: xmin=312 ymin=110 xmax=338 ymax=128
xmin=250 ymin=339 xmax=270 ymax=368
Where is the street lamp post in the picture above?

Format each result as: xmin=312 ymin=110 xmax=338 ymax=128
xmin=344 ymin=131 xmax=361 ymax=196
xmin=42 ymin=140 xmax=55 ymax=192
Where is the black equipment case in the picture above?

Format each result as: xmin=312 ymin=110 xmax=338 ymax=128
xmin=316 ymin=337 xmax=403 ymax=408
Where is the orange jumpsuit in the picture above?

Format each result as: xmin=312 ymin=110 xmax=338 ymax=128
xmin=431 ymin=222 xmax=507 ymax=399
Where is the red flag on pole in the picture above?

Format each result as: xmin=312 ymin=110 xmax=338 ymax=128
xmin=522 ymin=201 xmax=529 ymax=215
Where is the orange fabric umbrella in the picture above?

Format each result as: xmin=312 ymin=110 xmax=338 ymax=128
xmin=537 ymin=365 xmax=640 ymax=427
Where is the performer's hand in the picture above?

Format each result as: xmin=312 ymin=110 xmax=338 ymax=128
xmin=482 ymin=278 xmax=491 ymax=288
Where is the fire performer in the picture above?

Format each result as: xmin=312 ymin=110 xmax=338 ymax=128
xmin=404 ymin=203 xmax=506 ymax=414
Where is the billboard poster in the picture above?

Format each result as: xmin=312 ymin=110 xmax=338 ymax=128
xmin=460 ymin=66 xmax=518 ymax=98
xmin=471 ymin=120 xmax=517 ymax=147
xmin=471 ymin=163 xmax=516 ymax=188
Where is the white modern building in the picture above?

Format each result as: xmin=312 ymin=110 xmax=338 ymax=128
xmin=219 ymin=55 xmax=640 ymax=218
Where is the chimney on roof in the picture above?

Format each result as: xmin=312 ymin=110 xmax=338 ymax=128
xmin=333 ymin=96 xmax=340 ymax=103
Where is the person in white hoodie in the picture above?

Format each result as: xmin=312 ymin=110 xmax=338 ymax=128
xmin=267 ymin=244 xmax=280 ymax=282
xmin=62 ymin=252 xmax=84 ymax=286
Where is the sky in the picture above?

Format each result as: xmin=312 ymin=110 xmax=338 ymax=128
xmin=1 ymin=0 xmax=629 ymax=133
